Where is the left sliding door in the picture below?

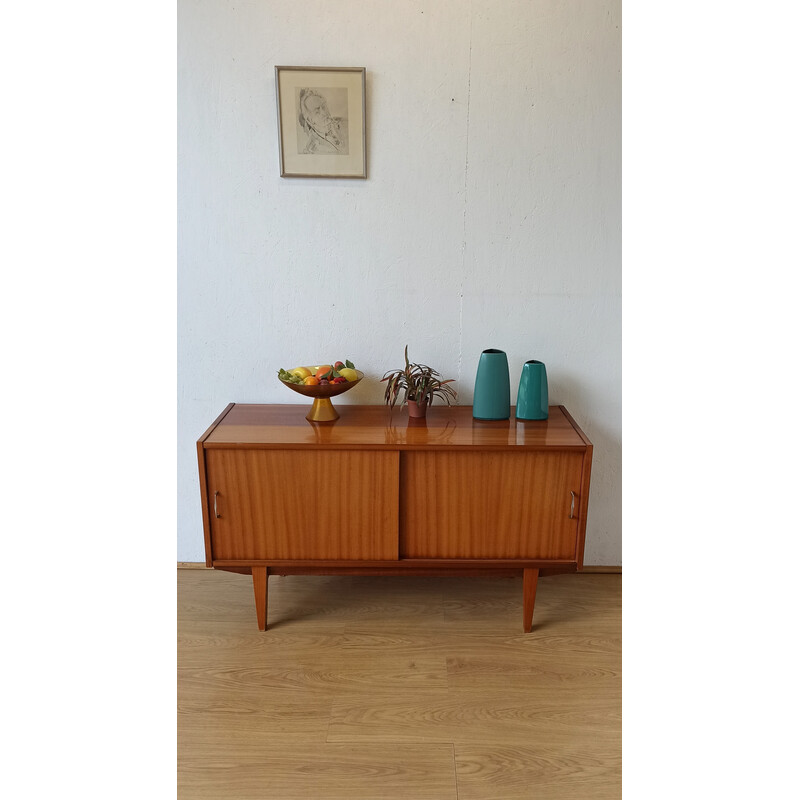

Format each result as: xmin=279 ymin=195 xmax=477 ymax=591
xmin=205 ymin=449 xmax=399 ymax=561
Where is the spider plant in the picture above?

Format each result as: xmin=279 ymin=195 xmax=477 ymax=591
xmin=381 ymin=345 xmax=458 ymax=411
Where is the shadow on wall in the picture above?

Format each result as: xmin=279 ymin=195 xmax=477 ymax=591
xmin=553 ymin=370 xmax=621 ymax=561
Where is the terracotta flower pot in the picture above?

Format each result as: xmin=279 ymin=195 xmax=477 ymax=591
xmin=407 ymin=398 xmax=428 ymax=418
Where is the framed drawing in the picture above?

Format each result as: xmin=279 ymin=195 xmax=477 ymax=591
xmin=275 ymin=66 xmax=367 ymax=179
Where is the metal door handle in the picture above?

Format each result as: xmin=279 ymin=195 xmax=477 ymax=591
xmin=569 ymin=491 xmax=576 ymax=519
xmin=214 ymin=491 xmax=221 ymax=518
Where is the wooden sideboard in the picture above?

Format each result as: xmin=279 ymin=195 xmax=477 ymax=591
xmin=197 ymin=403 xmax=593 ymax=631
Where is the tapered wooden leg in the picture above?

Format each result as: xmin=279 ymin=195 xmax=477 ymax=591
xmin=252 ymin=566 xmax=269 ymax=630
xmin=523 ymin=568 xmax=539 ymax=633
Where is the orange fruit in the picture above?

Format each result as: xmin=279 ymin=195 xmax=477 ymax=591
xmin=303 ymin=375 xmax=320 ymax=386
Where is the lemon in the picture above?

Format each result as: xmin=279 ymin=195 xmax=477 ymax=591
xmin=339 ymin=367 xmax=358 ymax=382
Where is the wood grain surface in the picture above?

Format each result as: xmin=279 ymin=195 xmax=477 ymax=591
xmin=178 ymin=568 xmax=621 ymax=799
xmin=201 ymin=403 xmax=589 ymax=450
xmin=400 ymin=451 xmax=583 ymax=559
xmin=205 ymin=449 xmax=398 ymax=560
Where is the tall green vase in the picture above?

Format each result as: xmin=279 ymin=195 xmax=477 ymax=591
xmin=516 ymin=359 xmax=549 ymax=420
xmin=472 ymin=349 xmax=510 ymax=420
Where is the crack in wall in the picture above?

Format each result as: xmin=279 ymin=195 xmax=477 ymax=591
xmin=457 ymin=3 xmax=474 ymax=388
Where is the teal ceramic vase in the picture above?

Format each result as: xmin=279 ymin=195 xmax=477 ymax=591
xmin=516 ymin=360 xmax=549 ymax=420
xmin=473 ymin=349 xmax=510 ymax=420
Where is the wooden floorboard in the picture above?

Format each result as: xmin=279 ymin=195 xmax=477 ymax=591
xmin=178 ymin=743 xmax=459 ymax=800
xmin=178 ymin=568 xmax=621 ymax=799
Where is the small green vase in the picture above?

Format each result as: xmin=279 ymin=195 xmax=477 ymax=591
xmin=516 ymin=360 xmax=548 ymax=420
xmin=473 ymin=349 xmax=510 ymax=420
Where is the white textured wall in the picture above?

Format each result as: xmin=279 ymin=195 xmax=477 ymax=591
xmin=178 ymin=0 xmax=621 ymax=564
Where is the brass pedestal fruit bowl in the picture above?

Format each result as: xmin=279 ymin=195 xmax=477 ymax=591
xmin=279 ymin=370 xmax=364 ymax=422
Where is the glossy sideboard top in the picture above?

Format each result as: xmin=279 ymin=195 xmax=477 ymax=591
xmin=200 ymin=404 xmax=590 ymax=450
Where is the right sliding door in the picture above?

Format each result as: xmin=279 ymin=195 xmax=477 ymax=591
xmin=400 ymin=451 xmax=585 ymax=560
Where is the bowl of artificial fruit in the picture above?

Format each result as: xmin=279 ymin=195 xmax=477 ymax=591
xmin=278 ymin=360 xmax=363 ymax=422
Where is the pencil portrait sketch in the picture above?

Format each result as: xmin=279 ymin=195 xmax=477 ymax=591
xmin=296 ymin=88 xmax=349 ymax=155
xmin=276 ymin=66 xmax=367 ymax=179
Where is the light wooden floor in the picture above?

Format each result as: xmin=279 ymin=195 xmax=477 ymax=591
xmin=178 ymin=568 xmax=621 ymax=800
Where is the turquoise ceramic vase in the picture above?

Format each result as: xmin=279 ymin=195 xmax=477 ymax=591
xmin=473 ymin=349 xmax=511 ymax=420
xmin=516 ymin=360 xmax=549 ymax=420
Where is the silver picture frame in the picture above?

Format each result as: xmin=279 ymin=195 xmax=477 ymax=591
xmin=275 ymin=66 xmax=367 ymax=179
